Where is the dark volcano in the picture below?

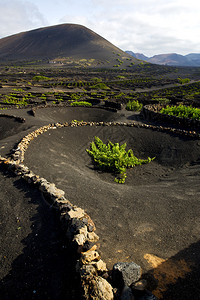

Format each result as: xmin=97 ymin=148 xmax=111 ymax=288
xmin=0 ymin=23 xmax=136 ymax=64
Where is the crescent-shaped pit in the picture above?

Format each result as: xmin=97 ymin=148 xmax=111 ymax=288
xmin=23 ymin=121 xmax=200 ymax=271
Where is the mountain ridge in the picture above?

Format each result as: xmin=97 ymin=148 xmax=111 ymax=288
xmin=126 ymin=51 xmax=200 ymax=66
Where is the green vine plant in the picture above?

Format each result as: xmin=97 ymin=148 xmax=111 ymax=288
xmin=86 ymin=137 xmax=155 ymax=183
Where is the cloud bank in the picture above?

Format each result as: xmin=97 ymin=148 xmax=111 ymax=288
xmin=0 ymin=0 xmax=199 ymax=56
xmin=0 ymin=0 xmax=46 ymax=38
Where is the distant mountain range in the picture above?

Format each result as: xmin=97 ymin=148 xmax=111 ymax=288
xmin=126 ymin=51 xmax=200 ymax=67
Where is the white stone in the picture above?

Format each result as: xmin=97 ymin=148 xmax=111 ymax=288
xmin=95 ymin=276 xmax=114 ymax=300
xmin=67 ymin=207 xmax=85 ymax=219
xmin=93 ymin=259 xmax=108 ymax=272
xmin=87 ymin=232 xmax=99 ymax=242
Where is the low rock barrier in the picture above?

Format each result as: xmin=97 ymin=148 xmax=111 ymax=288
xmin=0 ymin=113 xmax=25 ymax=123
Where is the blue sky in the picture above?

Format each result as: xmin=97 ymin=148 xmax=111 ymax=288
xmin=0 ymin=0 xmax=199 ymax=56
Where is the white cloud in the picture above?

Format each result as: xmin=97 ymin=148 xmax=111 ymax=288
xmin=0 ymin=0 xmax=46 ymax=38
xmin=0 ymin=0 xmax=200 ymax=56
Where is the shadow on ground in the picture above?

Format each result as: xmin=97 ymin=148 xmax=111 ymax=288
xmin=143 ymin=239 xmax=200 ymax=299
xmin=0 ymin=166 xmax=81 ymax=300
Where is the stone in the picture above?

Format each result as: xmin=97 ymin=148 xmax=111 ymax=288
xmin=66 ymin=207 xmax=85 ymax=220
xmin=81 ymin=241 xmax=97 ymax=252
xmin=131 ymin=279 xmax=147 ymax=291
xmin=82 ymin=275 xmax=114 ymax=300
xmin=93 ymin=259 xmax=108 ymax=272
xmin=87 ymin=232 xmax=99 ymax=243
xmin=79 ymin=264 xmax=97 ymax=276
xmin=73 ymin=233 xmax=87 ymax=246
xmin=121 ymin=286 xmax=135 ymax=300
xmin=81 ymin=250 xmax=100 ymax=264
xmin=84 ymin=213 xmax=96 ymax=232
xmin=112 ymin=262 xmax=141 ymax=289
xmin=131 ymin=289 xmax=158 ymax=300
xmin=70 ymin=218 xmax=88 ymax=234
xmin=93 ymin=276 xmax=114 ymax=300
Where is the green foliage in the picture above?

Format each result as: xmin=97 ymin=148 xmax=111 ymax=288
xmin=32 ymin=75 xmax=51 ymax=81
xmin=160 ymin=104 xmax=200 ymax=120
xmin=3 ymin=95 xmax=28 ymax=106
xmin=89 ymin=83 xmax=110 ymax=90
xmin=126 ymin=100 xmax=143 ymax=111
xmin=116 ymin=75 xmax=126 ymax=79
xmin=92 ymin=77 xmax=102 ymax=82
xmin=178 ymin=77 xmax=190 ymax=84
xmin=152 ymin=97 xmax=171 ymax=104
xmin=86 ymin=137 xmax=154 ymax=183
xmin=70 ymin=101 xmax=92 ymax=107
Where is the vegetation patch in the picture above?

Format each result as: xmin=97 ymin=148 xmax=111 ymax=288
xmin=32 ymin=75 xmax=51 ymax=81
xmin=160 ymin=104 xmax=200 ymax=120
xmin=178 ymin=77 xmax=190 ymax=84
xmin=86 ymin=136 xmax=154 ymax=183
xmin=89 ymin=83 xmax=110 ymax=90
xmin=126 ymin=100 xmax=143 ymax=111
xmin=70 ymin=101 xmax=92 ymax=107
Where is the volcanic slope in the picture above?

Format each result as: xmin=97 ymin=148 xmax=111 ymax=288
xmin=0 ymin=23 xmax=138 ymax=66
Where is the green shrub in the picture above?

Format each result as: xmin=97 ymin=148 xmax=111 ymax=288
xmin=32 ymin=75 xmax=51 ymax=81
xmin=152 ymin=97 xmax=171 ymax=104
xmin=89 ymin=83 xmax=110 ymax=90
xmin=126 ymin=100 xmax=143 ymax=111
xmin=70 ymin=101 xmax=92 ymax=107
xmin=160 ymin=104 xmax=200 ymax=120
xmin=86 ymin=137 xmax=154 ymax=183
xmin=178 ymin=77 xmax=190 ymax=84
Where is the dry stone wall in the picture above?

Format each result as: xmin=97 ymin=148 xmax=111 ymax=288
xmin=0 ymin=113 xmax=25 ymax=123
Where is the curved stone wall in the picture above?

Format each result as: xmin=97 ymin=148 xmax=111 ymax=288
xmin=0 ymin=113 xmax=25 ymax=123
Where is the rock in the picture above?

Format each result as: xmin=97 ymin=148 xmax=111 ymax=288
xmin=81 ymin=241 xmax=97 ymax=252
xmin=93 ymin=259 xmax=108 ymax=272
xmin=131 ymin=289 xmax=158 ymax=300
xmin=95 ymin=276 xmax=114 ymax=300
xmin=79 ymin=263 xmax=97 ymax=276
xmin=121 ymin=286 xmax=135 ymax=300
xmin=131 ymin=280 xmax=147 ymax=291
xmin=82 ymin=276 xmax=114 ymax=300
xmin=73 ymin=233 xmax=87 ymax=246
xmin=70 ymin=218 xmax=88 ymax=234
xmin=87 ymin=232 xmax=99 ymax=243
xmin=112 ymin=262 xmax=141 ymax=289
xmin=66 ymin=207 xmax=85 ymax=220
xmin=84 ymin=213 xmax=96 ymax=232
xmin=80 ymin=250 xmax=100 ymax=264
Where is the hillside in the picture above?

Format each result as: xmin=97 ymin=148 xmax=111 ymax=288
xmin=126 ymin=51 xmax=200 ymax=66
xmin=0 ymin=24 xmax=138 ymax=67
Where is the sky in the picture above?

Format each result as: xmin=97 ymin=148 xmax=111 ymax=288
xmin=0 ymin=0 xmax=199 ymax=57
